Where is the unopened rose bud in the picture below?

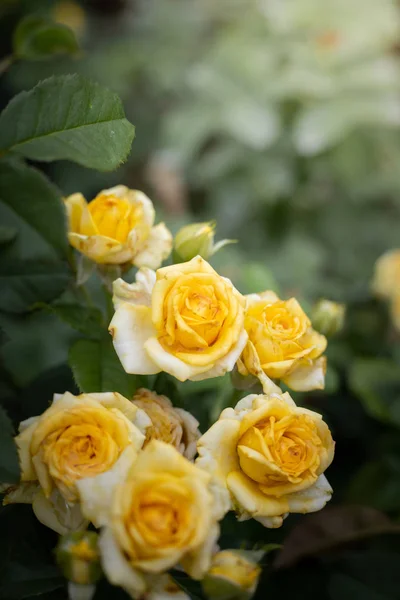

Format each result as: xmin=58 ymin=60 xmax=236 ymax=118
xmin=202 ymin=550 xmax=261 ymax=600
xmin=311 ymin=299 xmax=346 ymax=337
xmin=56 ymin=531 xmax=102 ymax=587
xmin=173 ymin=221 xmax=234 ymax=263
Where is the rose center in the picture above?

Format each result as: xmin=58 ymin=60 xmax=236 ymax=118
xmin=88 ymin=194 xmax=143 ymax=243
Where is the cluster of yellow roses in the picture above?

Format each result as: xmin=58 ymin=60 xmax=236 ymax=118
xmin=3 ymin=186 xmax=337 ymax=599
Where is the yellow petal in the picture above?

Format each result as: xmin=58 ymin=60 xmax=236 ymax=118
xmin=190 ymin=330 xmax=248 ymax=381
xmin=68 ymin=232 xmax=132 ymax=264
xmin=196 ymin=419 xmax=241 ymax=484
xmin=144 ymin=337 xmax=210 ymax=381
xmin=226 ymin=471 xmax=288 ymax=519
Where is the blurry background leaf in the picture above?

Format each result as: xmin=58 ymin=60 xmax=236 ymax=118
xmin=0 ymin=226 xmax=17 ymax=246
xmin=0 ymin=260 xmax=70 ymax=314
xmin=349 ymin=359 xmax=400 ymax=427
xmin=274 ymin=505 xmax=400 ymax=569
xmin=0 ymin=75 xmax=135 ymax=171
xmin=0 ymin=406 xmax=20 ymax=483
xmin=13 ymin=15 xmax=79 ymax=61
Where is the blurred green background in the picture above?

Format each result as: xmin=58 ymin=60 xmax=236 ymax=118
xmin=1 ymin=1 xmax=400 ymax=599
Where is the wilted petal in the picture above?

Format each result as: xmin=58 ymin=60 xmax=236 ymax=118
xmin=134 ymin=223 xmax=173 ymax=270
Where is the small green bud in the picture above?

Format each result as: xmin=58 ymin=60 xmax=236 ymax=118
xmin=173 ymin=221 xmax=235 ymax=263
xmin=56 ymin=531 xmax=102 ymax=586
xmin=311 ymin=299 xmax=346 ymax=337
xmin=202 ymin=550 xmax=261 ymax=600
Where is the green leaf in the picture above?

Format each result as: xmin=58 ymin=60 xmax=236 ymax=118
xmin=0 ymin=260 xmax=70 ymax=314
xmin=0 ymin=406 xmax=20 ymax=484
xmin=0 ymin=75 xmax=135 ymax=171
xmin=0 ymin=225 xmax=17 ymax=246
xmin=13 ymin=16 xmax=79 ymax=60
xmin=69 ymin=337 xmax=140 ymax=397
xmin=349 ymin=359 xmax=400 ymax=427
xmin=0 ymin=159 xmax=67 ymax=259
xmin=43 ymin=303 xmax=104 ymax=337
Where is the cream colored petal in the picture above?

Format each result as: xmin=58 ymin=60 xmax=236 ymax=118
xmin=181 ymin=523 xmax=220 ymax=580
xmin=18 ymin=416 xmax=39 ymax=432
xmin=241 ymin=341 xmax=282 ymax=394
xmin=68 ymin=233 xmax=132 ymax=265
xmin=144 ymin=338 xmax=209 ymax=381
xmin=110 ymin=304 xmax=160 ymax=375
xmin=133 ymin=549 xmax=184 ymax=574
xmin=77 ymin=446 xmax=137 ymax=528
xmin=282 ymin=356 xmax=326 ymax=391
xmin=190 ymin=330 xmax=248 ymax=381
xmin=32 ymin=490 xmax=87 ymax=534
xmin=226 ymin=471 xmax=288 ymax=519
xmin=2 ymin=482 xmax=41 ymax=505
xmin=253 ymin=514 xmax=285 ymax=528
xmin=196 ymin=419 xmax=240 ymax=486
xmin=245 ymin=290 xmax=279 ymax=305
xmin=145 ymin=575 xmax=191 ymax=600
xmin=134 ymin=223 xmax=173 ymax=270
xmin=112 ymin=268 xmax=156 ymax=309
xmin=15 ymin=420 xmax=38 ymax=481
xmin=32 ymin=453 xmax=53 ymax=497
xmin=99 ymin=526 xmax=147 ymax=599
xmin=286 ymin=474 xmax=333 ymax=514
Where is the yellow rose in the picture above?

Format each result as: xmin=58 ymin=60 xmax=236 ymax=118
xmin=372 ymin=250 xmax=400 ymax=332
xmin=197 ymin=392 xmax=334 ymax=528
xmin=372 ymin=249 xmax=400 ymax=300
xmin=132 ymin=388 xmax=200 ymax=459
xmin=202 ymin=550 xmax=261 ymax=600
xmin=78 ymin=440 xmax=229 ymax=599
xmin=110 ymin=256 xmax=248 ymax=382
xmin=65 ymin=185 xmax=172 ymax=267
xmin=238 ymin=291 xmax=327 ymax=392
xmin=7 ymin=392 xmax=149 ymax=534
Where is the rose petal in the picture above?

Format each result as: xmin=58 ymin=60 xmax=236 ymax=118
xmin=99 ymin=526 xmax=147 ymax=598
xmin=144 ymin=338 xmax=209 ymax=381
xmin=77 ymin=445 xmax=138 ymax=527
xmin=112 ymin=268 xmax=156 ymax=309
xmin=134 ymin=223 xmax=173 ymax=270
xmin=226 ymin=471 xmax=289 ymax=519
xmin=190 ymin=330 xmax=248 ymax=381
xmin=196 ymin=419 xmax=240 ymax=484
xmin=110 ymin=304 xmax=160 ymax=375
xmin=32 ymin=490 xmax=87 ymax=535
xmin=282 ymin=356 xmax=326 ymax=391
xmin=286 ymin=474 xmax=333 ymax=513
